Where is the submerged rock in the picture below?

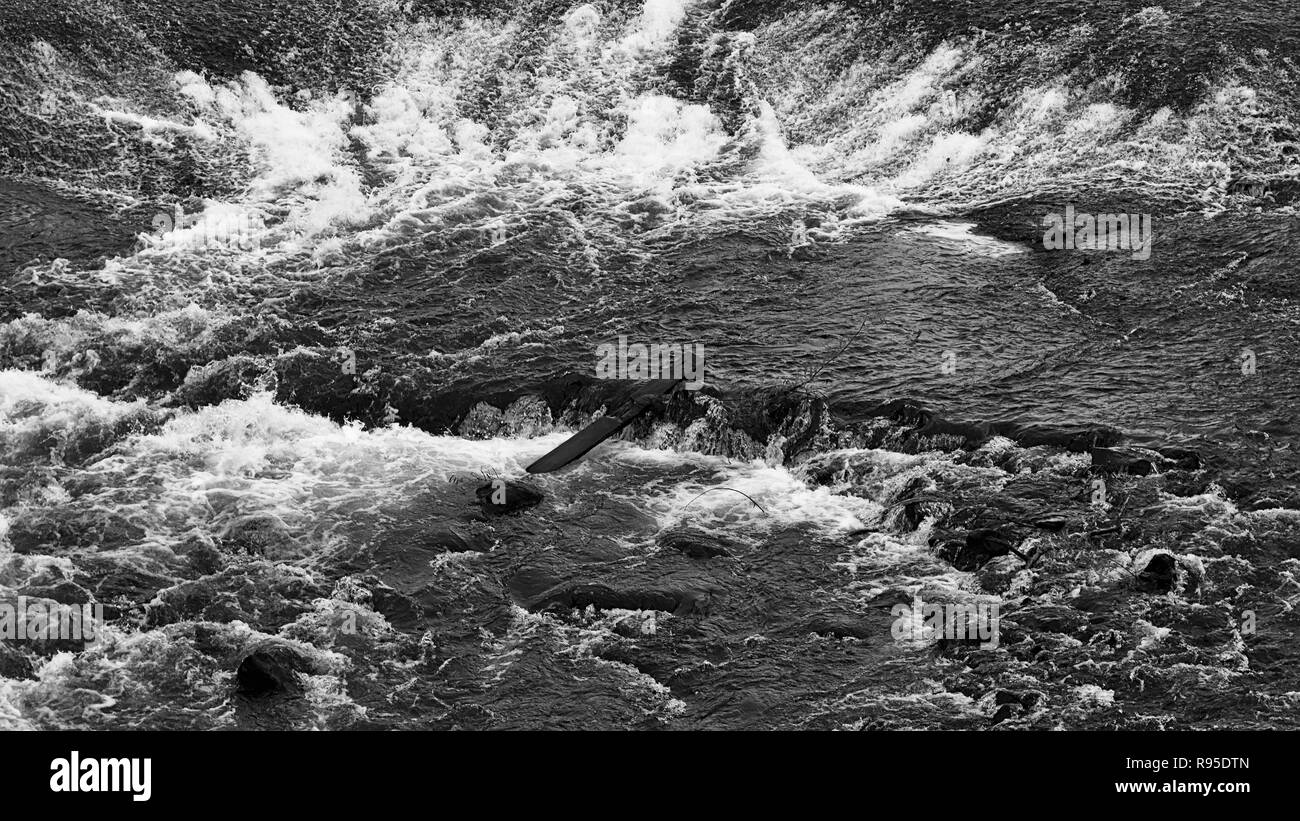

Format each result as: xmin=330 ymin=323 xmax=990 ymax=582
xmin=1003 ymin=604 xmax=1089 ymax=636
xmin=506 ymin=568 xmax=563 ymax=605
xmin=526 ymin=582 xmax=714 ymax=617
xmin=420 ymin=526 xmax=491 ymax=554
xmin=146 ymin=563 xmax=325 ymax=631
xmin=1090 ymin=445 xmax=1160 ymax=475
xmin=656 ymin=526 xmax=734 ymax=559
xmin=219 ymin=513 xmax=300 ymax=557
xmin=476 ymin=480 xmax=543 ymax=515
xmin=797 ymin=610 xmax=893 ymax=643
xmin=942 ymin=528 xmax=1018 ymax=571
xmin=1090 ymin=444 xmax=1201 ymax=476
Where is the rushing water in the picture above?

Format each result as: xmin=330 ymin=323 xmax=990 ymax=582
xmin=1 ymin=0 xmax=1299 ymax=729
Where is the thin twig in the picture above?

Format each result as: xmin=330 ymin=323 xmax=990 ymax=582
xmin=680 ymin=487 xmax=769 ymax=515
xmin=782 ymin=317 xmax=870 ymax=395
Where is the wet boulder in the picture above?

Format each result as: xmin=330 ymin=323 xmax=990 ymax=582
xmin=864 ymin=588 xmax=915 ymax=610
xmin=995 ymin=689 xmax=1044 ymax=709
xmin=500 ymin=395 xmax=553 ymax=438
xmin=1155 ymin=446 xmax=1201 ymax=471
xmin=989 ymin=689 xmax=1045 ymax=725
xmin=990 ymin=702 xmax=1021 ymax=725
xmin=1001 ymin=423 xmax=1120 ymax=452
xmin=74 ymin=558 xmax=176 ymax=620
xmin=19 ymin=579 xmax=92 ymax=606
xmin=796 ymin=609 xmax=894 ymax=644
xmin=916 ymin=416 xmax=994 ymax=448
xmin=1143 ymin=600 xmax=1234 ymax=646
xmin=368 ymin=584 xmax=423 ymax=632
xmin=235 ymin=641 xmax=316 ymax=697
xmin=145 ymin=564 xmax=325 ymax=631
xmin=457 ymin=402 xmax=507 ymax=439
xmin=476 ymin=480 xmax=543 ymax=515
xmin=273 ymin=346 xmax=393 ymax=428
xmin=623 ymin=195 xmax=673 ymax=229
xmin=1002 ymin=604 xmax=1089 ymax=636
xmin=6 ymin=510 xmax=146 ymax=554
xmin=219 ymin=513 xmax=301 ymax=558
xmin=0 ymin=642 xmax=33 ymax=679
xmin=171 ymin=355 xmax=276 ymax=409
xmin=894 ymin=476 xmax=939 ymax=532
xmin=144 ymin=581 xmax=238 ymax=628
xmin=1070 ymin=586 xmax=1131 ymax=614
xmin=184 ymin=541 xmax=225 ymax=576
xmin=1133 ymin=550 xmax=1178 ymax=593
xmin=975 ymin=554 xmax=1023 ymax=594
xmin=1228 ymin=175 xmax=1268 ymax=198
xmin=941 ymin=528 xmax=1018 ymax=571
xmin=801 ymin=451 xmax=877 ymax=486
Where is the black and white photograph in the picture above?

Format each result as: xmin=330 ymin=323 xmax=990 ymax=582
xmin=0 ymin=0 xmax=1292 ymax=803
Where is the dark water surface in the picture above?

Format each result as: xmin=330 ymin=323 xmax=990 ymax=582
xmin=1 ymin=0 xmax=1299 ymax=729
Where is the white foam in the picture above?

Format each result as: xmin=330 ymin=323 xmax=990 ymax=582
xmin=906 ymin=220 xmax=1028 ymax=256
xmin=180 ymin=70 xmax=369 ymax=236
xmin=608 ymin=95 xmax=728 ymax=185
xmin=615 ymin=0 xmax=692 ymax=54
xmin=613 ymin=449 xmax=882 ymax=533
